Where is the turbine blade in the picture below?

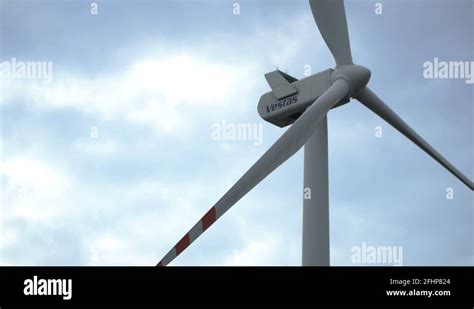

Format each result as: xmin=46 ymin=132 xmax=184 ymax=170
xmin=309 ymin=0 xmax=353 ymax=67
xmin=157 ymin=79 xmax=350 ymax=266
xmin=356 ymin=87 xmax=473 ymax=190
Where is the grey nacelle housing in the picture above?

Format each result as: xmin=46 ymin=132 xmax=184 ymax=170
xmin=258 ymin=69 xmax=349 ymax=127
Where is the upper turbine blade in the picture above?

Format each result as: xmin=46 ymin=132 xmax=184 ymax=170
xmin=157 ymin=79 xmax=350 ymax=266
xmin=309 ymin=0 xmax=353 ymax=67
xmin=356 ymin=87 xmax=473 ymax=190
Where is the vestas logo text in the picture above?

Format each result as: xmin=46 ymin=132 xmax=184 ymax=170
xmin=266 ymin=95 xmax=298 ymax=113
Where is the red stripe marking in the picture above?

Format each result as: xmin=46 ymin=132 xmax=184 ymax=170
xmin=201 ymin=207 xmax=217 ymax=231
xmin=175 ymin=234 xmax=190 ymax=255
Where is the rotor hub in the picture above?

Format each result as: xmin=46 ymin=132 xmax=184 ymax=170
xmin=330 ymin=64 xmax=371 ymax=97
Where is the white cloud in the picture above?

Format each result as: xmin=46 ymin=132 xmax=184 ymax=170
xmin=0 ymin=151 xmax=266 ymax=265
xmin=71 ymin=139 xmax=121 ymax=156
xmin=2 ymin=51 xmax=259 ymax=137
xmin=0 ymin=156 xmax=74 ymax=221
xmin=0 ymin=10 xmax=322 ymax=138
xmin=222 ymin=236 xmax=283 ymax=266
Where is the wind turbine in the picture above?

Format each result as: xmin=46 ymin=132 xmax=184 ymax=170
xmin=157 ymin=0 xmax=473 ymax=266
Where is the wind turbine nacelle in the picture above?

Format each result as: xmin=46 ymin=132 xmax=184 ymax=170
xmin=258 ymin=69 xmax=349 ymax=127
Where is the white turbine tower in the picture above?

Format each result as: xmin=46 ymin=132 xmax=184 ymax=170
xmin=157 ymin=0 xmax=473 ymax=266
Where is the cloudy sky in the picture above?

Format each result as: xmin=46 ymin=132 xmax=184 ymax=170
xmin=0 ymin=0 xmax=472 ymax=266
